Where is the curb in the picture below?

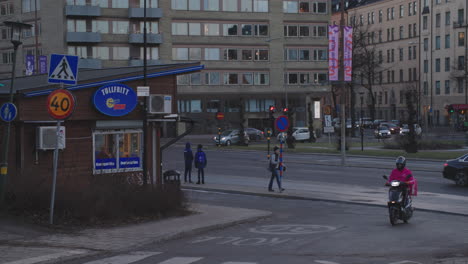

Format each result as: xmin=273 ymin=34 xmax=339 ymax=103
xmin=183 ymin=187 xmax=468 ymax=217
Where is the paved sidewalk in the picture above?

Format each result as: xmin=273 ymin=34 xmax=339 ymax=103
xmin=0 ymin=204 xmax=271 ymax=264
xmin=183 ymin=175 xmax=468 ymax=216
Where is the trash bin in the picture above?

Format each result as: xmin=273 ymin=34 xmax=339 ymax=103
xmin=163 ymin=170 xmax=181 ymax=187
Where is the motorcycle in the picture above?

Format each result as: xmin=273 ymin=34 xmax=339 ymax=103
xmin=383 ymin=175 xmax=414 ymax=225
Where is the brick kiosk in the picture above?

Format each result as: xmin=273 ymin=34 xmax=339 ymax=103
xmin=0 ymin=63 xmax=202 ymax=190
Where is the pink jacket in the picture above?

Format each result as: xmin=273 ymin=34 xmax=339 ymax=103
xmin=388 ymin=168 xmax=418 ymax=196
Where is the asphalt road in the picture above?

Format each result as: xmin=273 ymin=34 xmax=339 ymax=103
xmin=162 ymin=146 xmax=468 ymax=197
xmin=69 ymin=191 xmax=468 ymax=264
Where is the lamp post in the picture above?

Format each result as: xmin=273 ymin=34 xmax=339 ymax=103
xmin=0 ymin=21 xmax=32 ymax=205
xmin=359 ymin=92 xmax=364 ymax=151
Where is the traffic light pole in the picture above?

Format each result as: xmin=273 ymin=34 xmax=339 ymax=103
xmin=339 ymin=0 xmax=347 ymax=166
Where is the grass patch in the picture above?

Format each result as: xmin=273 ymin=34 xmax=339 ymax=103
xmin=383 ymin=138 xmax=464 ymax=150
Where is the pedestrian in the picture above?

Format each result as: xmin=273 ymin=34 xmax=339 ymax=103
xmin=268 ymin=146 xmax=285 ymax=192
xmin=194 ymin=144 xmax=207 ymax=184
xmin=184 ymin=142 xmax=194 ymax=183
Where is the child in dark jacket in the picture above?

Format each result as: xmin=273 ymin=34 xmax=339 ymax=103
xmin=194 ymin=144 xmax=207 ymax=184
xmin=184 ymin=142 xmax=194 ymax=183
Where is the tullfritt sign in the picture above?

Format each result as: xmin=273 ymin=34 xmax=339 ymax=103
xmin=93 ymin=83 xmax=137 ymax=117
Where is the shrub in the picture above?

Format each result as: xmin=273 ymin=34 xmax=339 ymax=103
xmin=383 ymin=137 xmax=463 ymax=150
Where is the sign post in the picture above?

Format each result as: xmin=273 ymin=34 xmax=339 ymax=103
xmin=275 ymin=116 xmax=289 ymax=180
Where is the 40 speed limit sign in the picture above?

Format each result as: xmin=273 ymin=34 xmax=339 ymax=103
xmin=47 ymin=89 xmax=76 ymax=120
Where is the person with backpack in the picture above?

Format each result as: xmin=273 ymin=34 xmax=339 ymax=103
xmin=183 ymin=142 xmax=194 ymax=183
xmin=194 ymin=144 xmax=207 ymax=184
xmin=268 ymin=146 xmax=285 ymax=192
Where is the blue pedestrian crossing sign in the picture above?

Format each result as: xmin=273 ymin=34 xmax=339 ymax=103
xmin=48 ymin=54 xmax=78 ymax=85
xmin=0 ymin=103 xmax=17 ymax=122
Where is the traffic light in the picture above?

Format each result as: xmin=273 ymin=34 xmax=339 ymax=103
xmin=448 ymin=105 xmax=454 ymax=113
xmin=283 ymin=107 xmax=289 ymax=113
xmin=269 ymin=105 xmax=276 ymax=119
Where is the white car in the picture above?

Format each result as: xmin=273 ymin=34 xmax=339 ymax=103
xmin=400 ymin=124 xmax=422 ymax=136
xmin=277 ymin=127 xmax=310 ymax=142
xmin=374 ymin=126 xmax=391 ymax=139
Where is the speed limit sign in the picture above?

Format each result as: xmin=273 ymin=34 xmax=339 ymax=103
xmin=47 ymin=89 xmax=76 ymax=120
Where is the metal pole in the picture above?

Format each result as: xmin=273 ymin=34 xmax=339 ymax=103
xmin=0 ymin=45 xmax=18 ymax=205
xmin=49 ymin=120 xmax=61 ymax=225
xmin=34 ymin=0 xmax=39 ymax=74
xmin=279 ymin=139 xmax=283 ymax=180
xmin=142 ymin=0 xmax=149 ymax=185
xmin=361 ymin=97 xmax=364 ymax=151
xmin=340 ymin=0 xmax=346 ymax=166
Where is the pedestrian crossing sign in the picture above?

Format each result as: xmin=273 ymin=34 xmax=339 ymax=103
xmin=48 ymin=54 xmax=79 ymax=85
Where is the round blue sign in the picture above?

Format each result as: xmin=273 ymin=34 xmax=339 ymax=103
xmin=0 ymin=103 xmax=17 ymax=122
xmin=93 ymin=83 xmax=137 ymax=117
xmin=275 ymin=115 xmax=289 ymax=132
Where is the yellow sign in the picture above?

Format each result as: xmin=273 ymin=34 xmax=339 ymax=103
xmin=324 ymin=105 xmax=332 ymax=115
xmin=47 ymin=89 xmax=76 ymax=120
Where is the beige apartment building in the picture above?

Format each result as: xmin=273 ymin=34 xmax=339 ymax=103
xmin=333 ymin=0 xmax=419 ymax=123
xmin=0 ymin=0 xmax=331 ymax=133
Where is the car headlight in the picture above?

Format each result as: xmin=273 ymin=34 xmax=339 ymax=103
xmin=221 ymin=137 xmax=226 ymax=140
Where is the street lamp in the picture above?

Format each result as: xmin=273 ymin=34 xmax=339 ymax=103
xmin=359 ymin=92 xmax=364 ymax=151
xmin=0 ymin=21 xmax=32 ymax=205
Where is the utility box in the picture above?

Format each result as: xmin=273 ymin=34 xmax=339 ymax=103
xmin=36 ymin=126 xmax=66 ymax=150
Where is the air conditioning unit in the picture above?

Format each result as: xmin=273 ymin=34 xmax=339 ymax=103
xmin=36 ymin=126 xmax=66 ymax=150
xmin=148 ymin=95 xmax=172 ymax=114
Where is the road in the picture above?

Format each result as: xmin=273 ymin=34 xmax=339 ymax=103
xmin=66 ymin=191 xmax=468 ymax=264
xmin=162 ymin=146 xmax=468 ymax=197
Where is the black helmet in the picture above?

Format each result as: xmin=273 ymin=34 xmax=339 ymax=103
xmin=396 ymin=156 xmax=406 ymax=170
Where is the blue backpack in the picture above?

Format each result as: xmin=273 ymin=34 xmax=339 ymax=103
xmin=197 ymin=152 xmax=206 ymax=164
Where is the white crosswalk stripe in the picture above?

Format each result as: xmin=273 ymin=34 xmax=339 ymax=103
xmin=157 ymin=257 xmax=203 ymax=264
xmin=3 ymin=250 xmax=88 ymax=264
xmin=221 ymin=262 xmax=258 ymax=264
xmin=81 ymin=251 xmax=161 ymax=264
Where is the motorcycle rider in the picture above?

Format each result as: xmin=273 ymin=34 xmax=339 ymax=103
xmin=386 ymin=156 xmax=418 ymax=205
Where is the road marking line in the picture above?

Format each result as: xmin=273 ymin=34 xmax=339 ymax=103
xmin=388 ymin=261 xmax=422 ymax=264
xmin=157 ymin=257 xmax=203 ymax=264
xmin=222 ymin=262 xmax=257 ymax=264
xmin=82 ymin=251 xmax=161 ymax=264
xmin=315 ymin=261 xmax=341 ymax=264
xmin=3 ymin=250 xmax=88 ymax=264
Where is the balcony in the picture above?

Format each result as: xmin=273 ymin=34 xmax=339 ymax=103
xmin=453 ymin=21 xmax=467 ymax=28
xmin=129 ymin=33 xmax=163 ymax=44
xmin=65 ymin=5 xmax=101 ymax=17
xmin=78 ymin=58 xmax=102 ymax=69
xmin=129 ymin=8 xmax=163 ymax=18
xmin=66 ymin=32 xmax=101 ymax=43
xmin=129 ymin=59 xmax=162 ymax=67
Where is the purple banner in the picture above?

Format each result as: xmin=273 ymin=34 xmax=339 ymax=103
xmin=328 ymin=25 xmax=339 ymax=81
xmin=25 ymin=55 xmax=34 ymax=76
xmin=39 ymin=56 xmax=47 ymax=74
xmin=344 ymin=27 xmax=353 ymax=82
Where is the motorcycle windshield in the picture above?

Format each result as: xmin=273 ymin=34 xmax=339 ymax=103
xmin=388 ymin=189 xmax=403 ymax=202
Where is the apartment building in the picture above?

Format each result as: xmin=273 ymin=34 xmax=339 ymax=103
xmin=0 ymin=0 xmax=330 ymax=133
xmin=332 ymin=0 xmax=419 ymax=122
xmin=419 ymin=0 xmax=468 ymax=126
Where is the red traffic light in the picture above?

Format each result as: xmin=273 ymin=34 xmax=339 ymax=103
xmin=269 ymin=105 xmax=276 ymax=112
xmin=283 ymin=108 xmax=289 ymax=113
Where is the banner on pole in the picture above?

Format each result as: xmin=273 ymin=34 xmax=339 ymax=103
xmin=39 ymin=56 xmax=48 ymax=74
xmin=25 ymin=55 xmax=34 ymax=76
xmin=344 ymin=26 xmax=353 ymax=82
xmin=328 ymin=25 xmax=339 ymax=81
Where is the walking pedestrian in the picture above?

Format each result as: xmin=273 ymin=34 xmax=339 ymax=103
xmin=268 ymin=146 xmax=285 ymax=192
xmin=184 ymin=142 xmax=194 ymax=183
xmin=194 ymin=144 xmax=207 ymax=184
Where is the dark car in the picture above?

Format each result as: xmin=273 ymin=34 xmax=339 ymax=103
xmin=381 ymin=122 xmax=400 ymax=134
xmin=443 ymin=154 xmax=468 ymax=186
xmin=245 ymin=128 xmax=264 ymax=140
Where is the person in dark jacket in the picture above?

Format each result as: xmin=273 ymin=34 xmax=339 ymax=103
xmin=194 ymin=144 xmax=207 ymax=184
xmin=268 ymin=146 xmax=285 ymax=192
xmin=184 ymin=142 xmax=194 ymax=183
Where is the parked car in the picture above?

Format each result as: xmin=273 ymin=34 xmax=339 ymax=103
xmin=361 ymin=117 xmax=373 ymax=128
xmin=443 ymin=154 xmax=468 ymax=186
xmin=213 ymin=129 xmax=249 ymax=146
xmin=400 ymin=124 xmax=422 ymax=136
xmin=374 ymin=125 xmax=392 ymax=139
xmin=373 ymin=119 xmax=388 ymax=128
xmin=380 ymin=122 xmax=400 ymax=134
xmin=245 ymin=128 xmax=264 ymax=140
xmin=277 ymin=127 xmax=310 ymax=142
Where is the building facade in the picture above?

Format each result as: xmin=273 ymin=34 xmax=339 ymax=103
xmin=0 ymin=0 xmax=331 ymax=134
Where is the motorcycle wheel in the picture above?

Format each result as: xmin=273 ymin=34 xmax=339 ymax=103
xmin=389 ymin=207 xmax=398 ymax=226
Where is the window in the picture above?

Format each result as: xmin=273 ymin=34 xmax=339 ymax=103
xmin=408 ymin=2 xmax=412 ymax=16
xmin=254 ymin=0 xmax=268 ymax=12
xmin=283 ymin=1 xmax=298 ymax=13
xmin=255 ymin=49 xmax=268 ymax=60
xmin=67 ymin=19 xmax=86 ymax=32
xmin=458 ymin=9 xmax=465 ymax=24
xmin=92 ymin=20 xmax=109 ymax=33
xmin=399 ymin=26 xmax=404 ymax=39
xmin=459 ymin=32 xmax=465 ymax=46
xmin=1 ymin=2 xmax=14 ymax=15
xmin=313 ymin=2 xmax=327 ymax=13
xmin=177 ymin=75 xmax=189 ymax=85
xmin=446 ymin=11 xmax=451 ymax=25
xmin=204 ymin=0 xmax=219 ymax=11
xmin=172 ymin=23 xmax=188 ymax=35
xmin=435 ymin=58 xmax=440 ymax=72
xmin=205 ymin=72 xmax=220 ymax=85
xmin=224 ymin=73 xmax=239 ymax=84
xmin=436 ymin=13 xmax=441 ymax=27
xmin=391 ymin=49 xmax=394 ymax=62
xmin=423 ymin=81 xmax=428 ymax=95
xmin=435 ymin=81 xmax=441 ymax=95
xmin=139 ymin=0 xmax=157 ymax=8
xmin=22 ymin=0 xmax=40 ymax=13
xmin=286 ymin=48 xmax=298 ymax=60
xmin=242 ymin=24 xmax=252 ymax=36
xmin=299 ymin=49 xmax=310 ymax=60
xmin=223 ymin=0 xmax=238 ymax=11
xmin=204 ymin=23 xmax=220 ymax=36
xmin=400 ymin=90 xmax=404 ymax=104
xmin=137 ymin=21 xmax=159 ymax=34
xmin=445 ymin=57 xmax=450 ymax=72
xmin=413 ymin=1 xmax=417 ymax=14
xmin=206 ymin=100 xmax=220 ymax=113
xmin=424 ymin=38 xmax=428 ymax=51
xmin=391 ymin=28 xmax=394 ymax=40
xmin=313 ymin=26 xmax=327 ymax=37
xmin=205 ymin=48 xmax=220 ymax=60
xmin=458 ymin=56 xmax=465 ymax=70
xmin=413 ymin=46 xmax=416 ymax=59
xmin=299 ymin=73 xmax=309 ymax=84
xmin=285 ymin=73 xmax=298 ymax=84
xmin=400 ymin=69 xmax=404 ymax=82
xmin=408 ymin=47 xmax=412 ymax=60
xmin=68 ymin=46 xmax=88 ymax=58
xmin=445 ymin=34 xmax=450 ymax=48
xmin=299 ymin=1 xmax=309 ymax=13
xmin=399 ymin=48 xmax=403 ymax=61
xmin=392 ymin=7 xmax=395 ymax=19
xmin=189 ymin=23 xmax=201 ymax=35
xmin=92 ymin=47 xmax=109 ymax=59
xmin=379 ymin=10 xmax=383 ymax=23
xmin=223 ymin=24 xmax=238 ymax=36
xmin=299 ymin=26 xmax=309 ymax=37
xmin=92 ymin=0 xmax=109 ymax=7
xmin=314 ymin=49 xmax=327 ymax=60
xmin=178 ymin=100 xmax=202 ymax=113
xmin=93 ymin=131 xmax=143 ymax=173
xmin=255 ymin=24 xmax=268 ymax=36
xmin=189 ymin=0 xmax=200 ymax=10
xmin=435 ymin=36 xmax=441 ymax=49
xmin=413 ymin=23 xmax=417 ymax=36
xmin=224 ymin=48 xmax=238 ymax=60
xmin=424 ymin=60 xmax=428 ymax=73
xmin=284 ymin=25 xmax=298 ymax=37
xmin=112 ymin=47 xmax=129 ymax=60
xmin=172 ymin=0 xmax=187 ymax=9
xmin=112 ymin=21 xmax=129 ymax=34
xmin=387 ymin=8 xmax=390 ymax=20
xmin=314 ymin=73 xmax=327 ymax=83
xmin=189 ymin=48 xmax=201 ymax=60
xmin=423 ymin=16 xmax=428 ymax=30
xmin=242 ymin=73 xmax=254 ymax=85
xmin=445 ymin=80 xmax=450 ymax=94
xmin=242 ymin=49 xmax=253 ymax=60
xmin=378 ymin=30 xmax=382 ymax=42
xmin=112 ymin=0 xmax=128 ymax=8
xmin=140 ymin=47 xmax=159 ymax=60
xmin=172 ymin=48 xmax=189 ymax=60
xmin=190 ymin=73 xmax=201 ymax=85
xmin=408 ymin=24 xmax=412 ymax=38
xmin=400 ymin=5 xmax=404 ymax=17
xmin=254 ymin=72 xmax=269 ymax=85
xmin=408 ymin=68 xmax=412 ymax=81
xmin=378 ymin=50 xmax=383 ymax=63
xmin=458 ymin=78 xmax=464 ymax=93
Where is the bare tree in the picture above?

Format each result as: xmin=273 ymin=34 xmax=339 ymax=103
xmin=402 ymin=85 xmax=419 ymax=153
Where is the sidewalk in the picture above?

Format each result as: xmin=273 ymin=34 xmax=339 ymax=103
xmin=182 ymin=175 xmax=468 ymax=217
xmin=0 ymin=204 xmax=271 ymax=264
